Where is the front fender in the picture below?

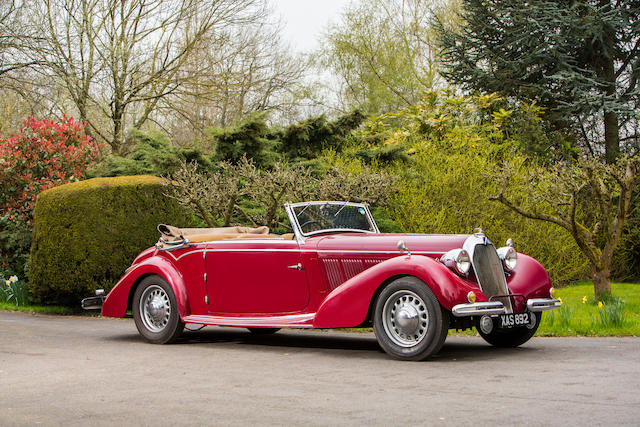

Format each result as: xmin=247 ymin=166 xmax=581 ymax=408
xmin=506 ymin=254 xmax=552 ymax=298
xmin=101 ymin=256 xmax=190 ymax=318
xmin=313 ymin=255 xmax=482 ymax=328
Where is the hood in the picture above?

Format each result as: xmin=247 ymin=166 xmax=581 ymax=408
xmin=312 ymin=233 xmax=470 ymax=257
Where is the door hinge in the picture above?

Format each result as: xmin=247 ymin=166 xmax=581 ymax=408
xmin=204 ymin=273 xmax=207 ymax=282
xmin=205 ymin=295 xmax=209 ymax=304
xmin=203 ymin=251 xmax=207 ymax=260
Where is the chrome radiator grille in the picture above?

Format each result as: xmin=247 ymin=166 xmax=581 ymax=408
xmin=472 ymin=244 xmax=512 ymax=313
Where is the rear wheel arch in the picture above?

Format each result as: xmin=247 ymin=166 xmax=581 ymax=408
xmin=127 ymin=273 xmax=156 ymax=313
xmin=126 ymin=271 xmax=188 ymax=317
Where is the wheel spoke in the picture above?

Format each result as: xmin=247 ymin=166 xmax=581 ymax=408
xmin=382 ymin=290 xmax=429 ymax=347
xmin=139 ymin=285 xmax=171 ymax=333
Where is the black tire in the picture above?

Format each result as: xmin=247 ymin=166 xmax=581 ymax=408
xmin=247 ymin=328 xmax=280 ymax=335
xmin=477 ymin=312 xmax=541 ymax=348
xmin=373 ymin=276 xmax=449 ymax=361
xmin=133 ymin=275 xmax=184 ymax=344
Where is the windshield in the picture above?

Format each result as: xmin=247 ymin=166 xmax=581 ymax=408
xmin=290 ymin=202 xmax=378 ymax=236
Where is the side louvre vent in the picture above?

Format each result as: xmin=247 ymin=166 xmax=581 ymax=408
xmin=322 ymin=257 xmax=385 ymax=291
xmin=323 ymin=258 xmax=343 ymax=290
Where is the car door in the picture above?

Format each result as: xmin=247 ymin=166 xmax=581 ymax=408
xmin=205 ymin=239 xmax=309 ymax=314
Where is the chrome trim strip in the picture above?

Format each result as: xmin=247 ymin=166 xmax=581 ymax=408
xmin=203 ymin=239 xmax=299 ymax=244
xmin=527 ymin=298 xmax=562 ymax=312
xmin=312 ymin=249 xmax=444 ymax=255
xmin=452 ymin=301 xmax=506 ymax=317
xmin=285 ymin=203 xmax=306 ymax=243
xmin=182 ymin=313 xmax=315 ymax=327
xmin=166 ymin=248 xmax=445 ymax=261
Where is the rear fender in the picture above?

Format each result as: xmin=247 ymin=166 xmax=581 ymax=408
xmin=313 ymin=255 xmax=482 ymax=328
xmin=101 ymin=256 xmax=190 ymax=318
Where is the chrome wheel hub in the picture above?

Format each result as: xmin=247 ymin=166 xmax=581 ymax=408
xmin=140 ymin=285 xmax=171 ymax=333
xmin=382 ymin=290 xmax=429 ymax=347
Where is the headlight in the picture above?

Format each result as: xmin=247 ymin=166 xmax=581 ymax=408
xmin=497 ymin=246 xmax=517 ymax=271
xmin=440 ymin=248 xmax=471 ymax=275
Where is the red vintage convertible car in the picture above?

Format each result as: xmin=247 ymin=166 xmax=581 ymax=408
xmin=88 ymin=201 xmax=561 ymax=360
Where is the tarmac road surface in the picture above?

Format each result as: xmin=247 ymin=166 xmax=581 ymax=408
xmin=1 ymin=310 xmax=639 ymax=426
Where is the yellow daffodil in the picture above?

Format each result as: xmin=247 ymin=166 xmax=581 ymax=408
xmin=9 ymin=275 xmax=17 ymax=283
xmin=582 ymin=296 xmax=588 ymax=304
xmin=4 ymin=280 xmax=9 ymax=286
xmin=598 ymin=301 xmax=603 ymax=308
xmin=558 ymin=297 xmax=563 ymax=304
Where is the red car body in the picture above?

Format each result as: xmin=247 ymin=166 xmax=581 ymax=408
xmin=98 ymin=201 xmax=561 ymax=360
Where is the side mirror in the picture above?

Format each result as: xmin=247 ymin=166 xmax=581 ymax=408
xmin=397 ymin=240 xmax=410 ymax=256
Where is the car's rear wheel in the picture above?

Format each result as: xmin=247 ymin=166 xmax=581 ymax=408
xmin=477 ymin=312 xmax=541 ymax=348
xmin=247 ymin=328 xmax=280 ymax=335
xmin=373 ymin=277 xmax=449 ymax=361
xmin=133 ymin=275 xmax=184 ymax=344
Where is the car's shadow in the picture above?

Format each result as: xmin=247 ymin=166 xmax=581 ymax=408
xmin=107 ymin=327 xmax=536 ymax=361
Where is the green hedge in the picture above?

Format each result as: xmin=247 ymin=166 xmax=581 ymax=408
xmin=29 ymin=175 xmax=191 ymax=306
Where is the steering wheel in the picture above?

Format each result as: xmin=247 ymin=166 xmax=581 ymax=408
xmin=300 ymin=220 xmax=322 ymax=231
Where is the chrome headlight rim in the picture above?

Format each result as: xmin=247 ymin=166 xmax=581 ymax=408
xmin=440 ymin=248 xmax=471 ymax=275
xmin=497 ymin=246 xmax=518 ymax=271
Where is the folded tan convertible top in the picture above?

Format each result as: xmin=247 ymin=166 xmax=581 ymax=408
xmin=156 ymin=224 xmax=273 ymax=246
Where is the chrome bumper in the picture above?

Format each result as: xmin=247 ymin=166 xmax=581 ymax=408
xmin=527 ymin=298 xmax=562 ymax=312
xmin=452 ymin=298 xmax=562 ymax=317
xmin=452 ymin=301 xmax=506 ymax=317
xmin=81 ymin=295 xmax=105 ymax=310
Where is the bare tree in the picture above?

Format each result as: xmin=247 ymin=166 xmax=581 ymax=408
xmin=0 ymin=0 xmax=37 ymax=78
xmin=32 ymin=0 xmax=266 ymax=154
xmin=490 ymin=157 xmax=639 ymax=299
xmin=162 ymin=18 xmax=310 ymax=145
xmin=165 ymin=159 xmax=397 ymax=232
xmin=163 ymin=158 xmax=255 ymax=227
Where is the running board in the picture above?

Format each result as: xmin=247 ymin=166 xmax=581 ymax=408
xmin=182 ymin=313 xmax=316 ymax=328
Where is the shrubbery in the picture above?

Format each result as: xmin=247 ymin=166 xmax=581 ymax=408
xmin=0 ymin=116 xmax=100 ymax=224
xmin=349 ymin=91 xmax=590 ymax=285
xmin=0 ymin=116 xmax=100 ymax=277
xmin=29 ymin=175 xmax=191 ymax=305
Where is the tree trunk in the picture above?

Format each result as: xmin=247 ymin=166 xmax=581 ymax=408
xmin=111 ymin=104 xmax=123 ymax=155
xmin=223 ymin=195 xmax=237 ymax=227
xmin=592 ymin=266 xmax=612 ymax=300
xmin=599 ymin=6 xmax=620 ymax=164
xmin=604 ymin=110 xmax=619 ymax=164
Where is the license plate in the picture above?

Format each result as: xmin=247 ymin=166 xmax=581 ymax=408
xmin=500 ymin=312 xmax=530 ymax=328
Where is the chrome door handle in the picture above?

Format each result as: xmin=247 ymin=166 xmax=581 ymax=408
xmin=287 ymin=263 xmax=303 ymax=270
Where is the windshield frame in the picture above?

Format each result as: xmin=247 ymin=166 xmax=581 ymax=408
xmin=285 ymin=201 xmax=380 ymax=241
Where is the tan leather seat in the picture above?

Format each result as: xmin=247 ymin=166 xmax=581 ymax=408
xmin=157 ymin=224 xmax=295 ymax=245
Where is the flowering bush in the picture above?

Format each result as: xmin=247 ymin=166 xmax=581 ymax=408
xmin=0 ymin=116 xmax=101 ymax=224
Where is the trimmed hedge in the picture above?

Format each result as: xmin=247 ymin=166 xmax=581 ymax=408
xmin=30 ymin=175 xmax=191 ymax=306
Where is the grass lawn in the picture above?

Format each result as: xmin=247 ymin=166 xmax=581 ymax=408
xmin=537 ymin=281 xmax=640 ymax=337
xmin=0 ymin=302 xmax=74 ymax=315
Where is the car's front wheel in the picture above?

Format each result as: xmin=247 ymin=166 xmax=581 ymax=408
xmin=133 ymin=275 xmax=184 ymax=344
xmin=373 ymin=277 xmax=449 ymax=361
xmin=477 ymin=312 xmax=541 ymax=348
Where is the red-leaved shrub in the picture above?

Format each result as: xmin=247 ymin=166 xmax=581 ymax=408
xmin=0 ymin=116 xmax=101 ymax=224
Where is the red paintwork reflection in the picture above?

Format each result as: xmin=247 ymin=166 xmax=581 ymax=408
xmin=101 ymin=232 xmax=553 ymax=328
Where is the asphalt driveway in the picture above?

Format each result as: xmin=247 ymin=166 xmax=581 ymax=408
xmin=1 ymin=310 xmax=639 ymax=426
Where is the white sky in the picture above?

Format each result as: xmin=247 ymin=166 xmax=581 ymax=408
xmin=271 ymin=0 xmax=352 ymax=53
